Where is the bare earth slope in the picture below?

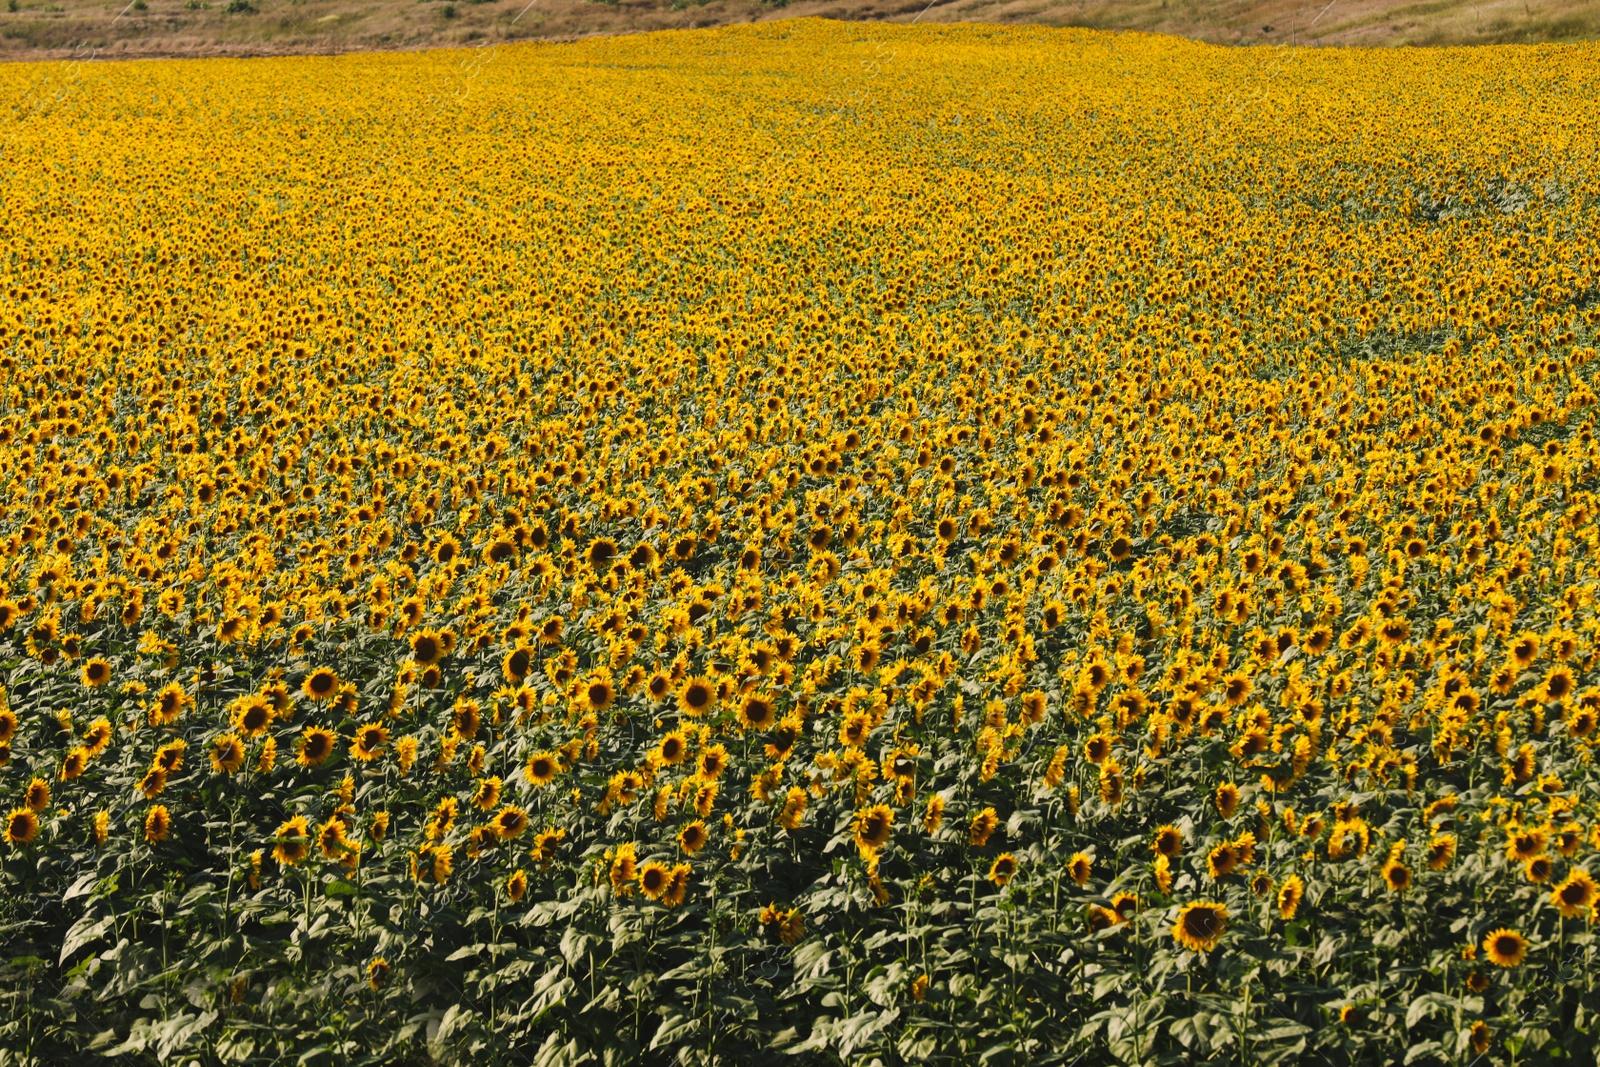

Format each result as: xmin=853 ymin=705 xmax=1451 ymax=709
xmin=2 ymin=0 xmax=1598 ymax=61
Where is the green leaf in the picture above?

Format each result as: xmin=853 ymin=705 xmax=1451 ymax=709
xmin=649 ymin=1012 xmax=700 ymax=1050
xmin=59 ymin=913 xmax=112 ymax=966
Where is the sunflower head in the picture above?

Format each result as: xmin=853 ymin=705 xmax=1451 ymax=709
xmin=1483 ymin=928 xmax=1527 ymax=968
xmin=144 ymin=805 xmax=171 ymax=844
xmin=988 ymin=852 xmax=1019 ymax=886
xmin=411 ymin=629 xmax=447 ymax=666
xmin=1172 ymin=901 xmax=1229 ymax=953
xmin=853 ymin=804 xmax=894 ymax=853
xmin=638 ymin=861 xmax=670 ymax=900
xmin=678 ymin=677 xmax=716 ymax=715
xmin=4 ymin=807 xmax=39 ymax=847
xmin=296 ymin=727 xmax=337 ymax=767
xmin=526 ymin=751 xmax=560 ymax=786
xmin=1277 ymin=875 xmax=1304 ymax=919
xmin=303 ymin=667 xmax=340 ymax=703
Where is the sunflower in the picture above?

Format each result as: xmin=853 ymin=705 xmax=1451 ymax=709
xmin=1221 ymin=674 xmax=1252 ymax=706
xmin=1470 ymin=1022 xmax=1491 ymax=1055
xmin=78 ymin=718 xmax=111 ymax=760
xmin=1067 ymin=851 xmax=1093 ymax=886
xmin=430 ymin=844 xmax=454 ymax=884
xmin=969 ymin=806 xmax=999 ymax=847
xmin=679 ymin=820 xmax=709 ymax=854
xmin=1172 ymin=902 xmax=1229 ymax=952
xmin=656 ymin=730 xmax=689 ymax=765
xmin=155 ymin=739 xmax=186 ymax=774
xmin=662 ymin=863 xmax=692 ymax=908
xmin=1277 ymin=874 xmax=1304 ymax=919
xmin=316 ymin=818 xmax=355 ymax=859
xmin=1552 ymin=870 xmax=1598 ymax=919
xmin=1382 ymin=859 xmax=1412 ymax=892
xmin=1377 ymin=618 xmax=1410 ymax=646
xmin=853 ymin=804 xmax=894 ymax=854
xmin=24 ymin=777 xmax=49 ymax=813
xmin=609 ymin=843 xmax=639 ymax=893
xmin=1524 ymin=855 xmax=1553 ymax=883
xmin=1510 ymin=633 xmax=1540 ymax=668
xmin=150 ymin=683 xmax=190 ymax=727
xmin=4 ymin=807 xmax=39 ymax=847
xmin=629 ymin=542 xmax=659 ymax=571
xmin=1151 ymin=824 xmax=1183 ymax=858
xmin=452 ymin=700 xmax=482 ymax=739
xmin=585 ymin=537 xmax=618 ymax=571
xmin=525 ymin=751 xmax=560 ymax=786
xmin=492 ymin=805 xmax=528 ymax=840
xmin=1111 ymin=892 xmax=1138 ymax=920
xmin=1088 ymin=905 xmax=1120 ymax=933
xmin=138 ymin=767 xmax=168 ymax=799
xmin=211 ymin=734 xmax=246 ymax=774
xmin=1215 ymin=782 xmax=1241 ymax=818
xmin=367 ymin=958 xmax=389 ymax=990
xmin=483 ymin=537 xmax=517 ymax=565
xmin=777 ymin=787 xmax=808 ymax=831
xmin=295 ymin=726 xmax=337 ymax=767
xmin=302 ymin=667 xmax=341 ymax=703
xmin=231 ymin=694 xmax=274 ymax=738
xmin=696 ymin=744 xmax=728 ymax=780
xmin=352 ymin=723 xmax=389 ymax=761
xmin=738 ymin=693 xmax=777 ymax=731
xmin=144 ymin=805 xmax=171 ymax=844
xmin=473 ymin=776 xmax=502 ymax=812
xmin=677 ymin=676 xmax=716 ymax=716
xmin=425 ymin=797 xmax=458 ymax=840
xmin=774 ymin=907 xmax=806 ymax=945
xmin=81 ymin=657 xmax=112 ymax=687
xmin=1482 ymin=928 xmax=1527 ymax=968
xmin=580 ymin=676 xmax=615 ymax=714
xmin=410 ymin=628 xmax=447 ymax=666
xmin=1506 ymin=828 xmax=1547 ymax=862
xmin=1207 ymin=842 xmax=1240 ymax=880
xmin=264 ymin=683 xmax=293 ymax=716
xmin=1533 ymin=661 xmax=1577 ymax=708
xmin=839 ymin=712 xmax=872 ymax=748
xmin=60 ymin=747 xmax=89 ymax=782
xmin=638 ymin=861 xmax=671 ymax=901
xmin=1153 ymin=853 xmax=1174 ymax=893
xmin=988 ymin=852 xmax=1019 ymax=886
xmin=272 ymin=815 xmax=312 ymax=866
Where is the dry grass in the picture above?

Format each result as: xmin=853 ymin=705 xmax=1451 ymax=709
xmin=1 ymin=0 xmax=1596 ymax=60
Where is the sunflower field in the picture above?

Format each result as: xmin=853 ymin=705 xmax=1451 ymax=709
xmin=4 ymin=20 xmax=1600 ymax=1066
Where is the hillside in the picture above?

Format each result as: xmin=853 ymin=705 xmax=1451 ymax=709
xmin=2 ymin=0 xmax=1598 ymax=61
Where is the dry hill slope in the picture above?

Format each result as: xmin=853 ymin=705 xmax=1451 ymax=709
xmin=3 ymin=0 xmax=1597 ymax=63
